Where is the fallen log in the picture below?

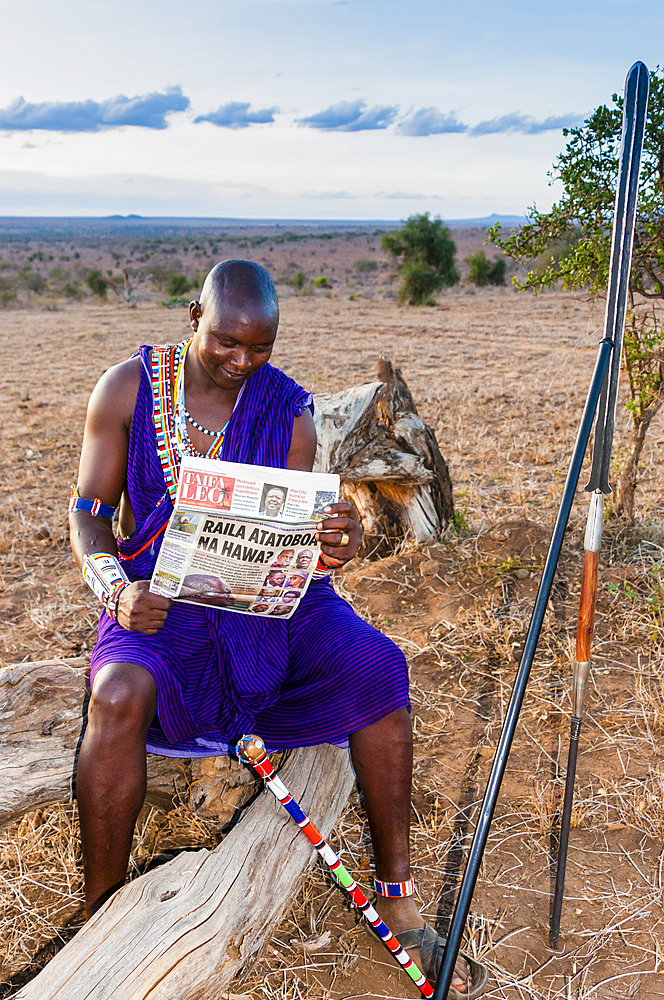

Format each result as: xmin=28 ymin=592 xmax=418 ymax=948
xmin=313 ymin=356 xmax=454 ymax=556
xmin=14 ymin=743 xmax=354 ymax=1000
xmin=0 ymin=659 xmax=190 ymax=829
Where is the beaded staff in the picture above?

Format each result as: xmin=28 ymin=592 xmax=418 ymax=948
xmin=236 ymin=735 xmax=433 ymax=999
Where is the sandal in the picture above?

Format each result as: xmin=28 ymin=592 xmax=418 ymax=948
xmin=394 ymin=925 xmax=489 ymax=999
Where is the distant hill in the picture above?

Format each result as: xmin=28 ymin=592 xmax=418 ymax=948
xmin=443 ymin=213 xmax=528 ymax=229
xmin=0 ymin=213 xmax=528 ymax=241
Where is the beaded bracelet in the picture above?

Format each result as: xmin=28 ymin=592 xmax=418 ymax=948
xmin=374 ymin=878 xmax=415 ymax=898
xmin=311 ymin=556 xmax=335 ymax=580
xmin=101 ymin=580 xmax=129 ymax=622
xmin=69 ymin=484 xmax=117 ymax=520
xmin=82 ymin=552 xmax=130 ymax=621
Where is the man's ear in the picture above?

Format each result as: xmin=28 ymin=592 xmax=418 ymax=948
xmin=189 ymin=300 xmax=202 ymax=331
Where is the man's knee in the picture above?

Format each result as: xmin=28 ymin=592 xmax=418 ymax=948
xmin=89 ymin=662 xmax=157 ymax=733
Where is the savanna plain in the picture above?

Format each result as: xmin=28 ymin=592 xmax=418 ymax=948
xmin=1 ymin=225 xmax=664 ymax=1000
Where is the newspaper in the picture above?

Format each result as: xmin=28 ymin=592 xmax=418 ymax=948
xmin=150 ymin=456 xmax=340 ymax=619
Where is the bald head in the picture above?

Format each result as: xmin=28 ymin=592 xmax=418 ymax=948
xmin=189 ymin=259 xmax=279 ymax=390
xmin=199 ymin=259 xmax=279 ymax=327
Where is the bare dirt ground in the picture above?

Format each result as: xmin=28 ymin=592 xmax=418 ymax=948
xmin=2 ymin=255 xmax=664 ymax=998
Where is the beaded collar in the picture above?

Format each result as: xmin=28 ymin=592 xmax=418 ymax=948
xmin=151 ymin=339 xmax=244 ymax=501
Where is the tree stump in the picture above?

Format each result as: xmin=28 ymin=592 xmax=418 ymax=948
xmin=313 ymin=356 xmax=454 ymax=557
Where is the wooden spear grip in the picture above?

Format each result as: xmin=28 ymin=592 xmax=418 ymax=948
xmin=576 ymin=550 xmax=599 ymax=662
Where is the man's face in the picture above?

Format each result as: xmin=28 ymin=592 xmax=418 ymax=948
xmin=190 ymin=299 xmax=277 ymax=392
xmin=296 ymin=549 xmax=313 ymax=569
xmin=274 ymin=549 xmax=294 ymax=566
xmin=267 ymin=569 xmax=286 ymax=586
xmin=264 ymin=488 xmax=286 ymax=516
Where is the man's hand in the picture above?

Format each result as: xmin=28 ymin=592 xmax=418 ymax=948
xmin=315 ymin=502 xmax=362 ymax=569
xmin=117 ymin=581 xmax=173 ymax=635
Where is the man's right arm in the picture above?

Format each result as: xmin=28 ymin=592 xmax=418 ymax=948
xmin=70 ymin=357 xmax=172 ymax=635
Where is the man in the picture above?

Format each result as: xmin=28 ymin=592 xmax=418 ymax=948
xmin=263 ymin=568 xmax=286 ymax=589
xmin=69 ymin=260 xmax=484 ymax=995
xmin=295 ymin=547 xmax=314 ymax=570
xmin=261 ymin=485 xmax=287 ymax=518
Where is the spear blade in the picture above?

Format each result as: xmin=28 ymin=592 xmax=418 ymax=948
xmin=586 ymin=60 xmax=650 ymax=494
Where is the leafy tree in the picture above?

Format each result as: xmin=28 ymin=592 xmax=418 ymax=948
xmin=62 ymin=282 xmax=84 ymax=300
xmin=0 ymin=276 xmax=16 ymax=307
xmin=466 ymin=250 xmax=506 ymax=286
xmin=86 ymin=269 xmax=108 ymax=298
xmin=292 ymin=270 xmax=306 ymax=291
xmin=164 ymin=273 xmax=191 ymax=298
xmin=382 ymin=213 xmax=459 ymax=305
xmin=488 ymin=68 xmax=664 ymax=520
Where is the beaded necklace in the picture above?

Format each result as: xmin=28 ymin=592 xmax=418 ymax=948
xmin=152 ymin=339 xmax=245 ymax=500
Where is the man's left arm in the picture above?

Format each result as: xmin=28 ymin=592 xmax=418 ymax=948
xmin=287 ymin=409 xmax=362 ymax=568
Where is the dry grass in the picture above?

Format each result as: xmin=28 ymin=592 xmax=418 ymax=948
xmin=1 ymin=285 xmax=664 ymax=997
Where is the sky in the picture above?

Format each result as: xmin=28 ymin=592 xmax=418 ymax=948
xmin=0 ymin=0 xmax=660 ymax=220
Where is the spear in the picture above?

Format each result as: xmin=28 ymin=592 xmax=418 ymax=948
xmin=549 ymin=60 xmax=650 ymax=950
xmin=434 ymin=60 xmax=650 ymax=999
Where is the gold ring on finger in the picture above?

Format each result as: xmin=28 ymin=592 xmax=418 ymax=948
xmin=340 ymin=532 xmax=350 ymax=546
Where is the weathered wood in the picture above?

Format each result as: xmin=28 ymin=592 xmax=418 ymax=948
xmin=14 ymin=743 xmax=354 ymax=1000
xmin=314 ymin=356 xmax=454 ymax=556
xmin=0 ymin=659 xmax=193 ymax=829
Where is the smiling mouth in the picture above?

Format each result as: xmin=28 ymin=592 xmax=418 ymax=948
xmin=221 ymin=368 xmax=247 ymax=381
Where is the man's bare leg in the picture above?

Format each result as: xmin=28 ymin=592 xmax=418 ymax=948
xmin=350 ymin=708 xmax=469 ymax=992
xmin=76 ymin=662 xmax=157 ymax=919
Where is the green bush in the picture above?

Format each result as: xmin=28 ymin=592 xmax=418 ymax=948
xmin=311 ymin=276 xmax=330 ymax=287
xmin=161 ymin=295 xmax=190 ymax=308
xmin=382 ymin=213 xmax=459 ymax=304
xmin=86 ymin=269 xmax=108 ymax=298
xmin=292 ymin=271 xmax=306 ymax=290
xmin=466 ymin=250 xmax=507 ymax=286
xmin=398 ymin=260 xmax=443 ymax=305
xmin=63 ymin=282 xmax=84 ymax=300
xmin=18 ymin=267 xmax=46 ymax=294
xmin=354 ymin=258 xmax=378 ymax=272
xmin=164 ymin=274 xmax=191 ymax=298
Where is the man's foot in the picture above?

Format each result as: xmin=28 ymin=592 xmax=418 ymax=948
xmin=373 ymin=895 xmax=471 ymax=994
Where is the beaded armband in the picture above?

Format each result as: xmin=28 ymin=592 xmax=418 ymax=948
xmin=311 ymin=557 xmax=335 ymax=580
xmin=82 ymin=552 xmax=130 ymax=622
xmin=374 ymin=878 xmax=415 ymax=898
xmin=69 ymin=485 xmax=117 ymax=520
